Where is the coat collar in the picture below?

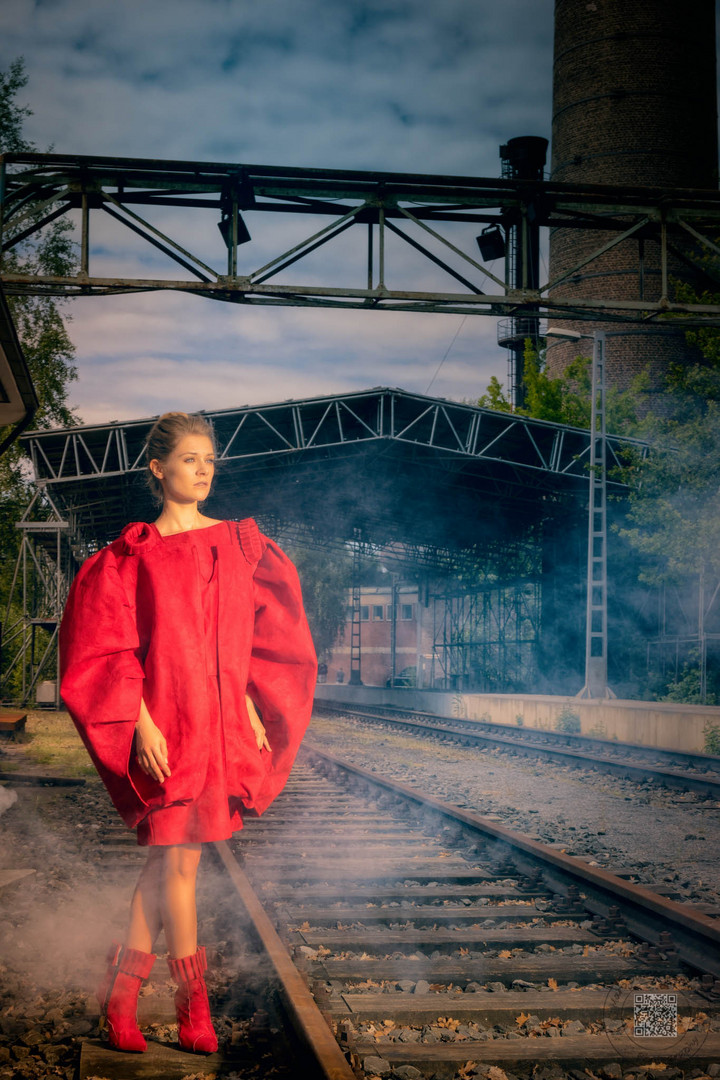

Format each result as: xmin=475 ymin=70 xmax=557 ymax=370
xmin=119 ymin=521 xmax=162 ymax=556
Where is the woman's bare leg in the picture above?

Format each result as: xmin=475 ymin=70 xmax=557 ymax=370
xmin=126 ymin=848 xmax=165 ymax=952
xmin=160 ymin=843 xmax=202 ymax=958
xmin=125 ymin=843 xmax=202 ymax=958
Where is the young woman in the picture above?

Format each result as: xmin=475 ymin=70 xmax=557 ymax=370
xmin=60 ymin=412 xmax=317 ymax=1054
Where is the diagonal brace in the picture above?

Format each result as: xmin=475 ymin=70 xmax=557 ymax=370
xmin=102 ymin=190 xmax=219 ymax=279
xmin=397 ymin=205 xmax=506 ymax=290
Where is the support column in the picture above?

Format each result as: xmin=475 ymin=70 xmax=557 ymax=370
xmin=578 ymin=333 xmax=615 ymax=698
xmin=348 ymin=533 xmax=363 ymax=686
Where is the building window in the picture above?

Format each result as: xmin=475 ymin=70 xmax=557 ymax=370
xmin=360 ymin=605 xmax=369 ymax=621
xmin=401 ymin=603 xmax=414 ymax=621
xmin=372 ymin=605 xmax=384 ymax=620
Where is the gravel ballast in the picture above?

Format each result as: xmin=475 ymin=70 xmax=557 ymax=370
xmin=307 ymin=714 xmax=720 ymax=907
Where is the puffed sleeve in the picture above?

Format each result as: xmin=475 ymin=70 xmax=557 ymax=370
xmin=59 ymin=548 xmax=148 ymax=825
xmin=245 ymin=538 xmax=317 ymax=814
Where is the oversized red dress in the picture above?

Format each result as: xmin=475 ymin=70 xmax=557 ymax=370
xmin=59 ymin=519 xmax=317 ymax=845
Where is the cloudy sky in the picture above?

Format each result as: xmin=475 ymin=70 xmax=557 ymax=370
xmin=1 ymin=0 xmax=554 ymax=425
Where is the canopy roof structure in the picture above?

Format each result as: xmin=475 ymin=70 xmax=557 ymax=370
xmin=7 ymin=386 xmax=648 ymax=705
xmin=23 ymin=386 xmax=641 ymax=567
xmin=0 ymin=285 xmax=37 ymax=454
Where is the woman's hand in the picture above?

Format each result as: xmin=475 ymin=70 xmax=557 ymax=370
xmin=134 ymin=700 xmax=171 ymax=783
xmin=246 ymin=694 xmax=271 ymax=752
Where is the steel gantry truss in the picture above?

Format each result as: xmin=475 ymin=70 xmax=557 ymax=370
xmin=1 ymin=490 xmax=78 ymax=706
xmin=431 ymin=580 xmax=542 ymax=693
xmin=2 ymin=153 xmax=720 ymax=325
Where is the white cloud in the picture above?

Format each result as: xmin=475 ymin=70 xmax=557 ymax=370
xmin=68 ymin=291 xmax=503 ymax=423
xmin=2 ymin=0 xmax=551 ymax=423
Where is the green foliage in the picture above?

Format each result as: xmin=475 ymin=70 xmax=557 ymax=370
xmin=616 ymin=352 xmax=720 ymax=587
xmin=614 ymin=270 xmax=720 ymax=587
xmin=1 ymin=59 xmax=79 ymax=698
xmin=477 ymin=320 xmax=720 ymax=703
xmin=703 ymin=720 xmax=720 ymax=756
xmin=477 ymin=374 xmax=512 ymax=412
xmin=478 ymin=340 xmax=637 ymax=433
xmin=554 ymin=706 xmax=581 ymax=733
xmin=0 ymin=58 xmax=32 ymax=153
xmin=0 ymin=58 xmax=78 ymax=441
xmin=660 ymin=659 xmax=716 ymax=706
xmin=285 ymin=543 xmax=353 ymax=663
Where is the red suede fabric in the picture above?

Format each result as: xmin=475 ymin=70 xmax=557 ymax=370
xmin=59 ymin=519 xmax=317 ymax=837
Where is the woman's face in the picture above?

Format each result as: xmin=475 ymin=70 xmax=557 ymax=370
xmin=150 ymin=434 xmax=215 ymax=504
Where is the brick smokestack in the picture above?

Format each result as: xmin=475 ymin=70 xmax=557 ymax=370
xmin=547 ymin=0 xmax=718 ymax=393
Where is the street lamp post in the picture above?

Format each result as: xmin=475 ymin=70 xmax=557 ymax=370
xmin=381 ymin=565 xmax=400 ymax=687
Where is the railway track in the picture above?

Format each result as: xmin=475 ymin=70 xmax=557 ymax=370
xmin=229 ymin=744 xmax=719 ymax=1078
xmin=70 ymin=744 xmax=720 ymax=1078
xmin=75 ymin=817 xmax=351 ymax=1080
xmin=313 ymin=700 xmax=720 ymax=799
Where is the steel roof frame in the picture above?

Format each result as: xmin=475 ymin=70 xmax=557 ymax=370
xmin=8 ymin=388 xmax=645 ymax=704
xmin=25 ymin=386 xmax=640 ymax=486
xmin=22 ymin=387 xmax=644 ymax=556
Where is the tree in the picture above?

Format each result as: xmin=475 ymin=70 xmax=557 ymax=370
xmin=478 ymin=323 xmax=720 ymax=701
xmin=613 ymin=301 xmax=720 ymax=702
xmin=1 ymin=59 xmax=78 ymax=698
xmin=284 ymin=543 xmax=353 ymax=663
xmin=477 ymin=339 xmax=636 ymax=432
xmin=0 ymin=58 xmax=78 ymax=435
xmin=0 ymin=59 xmax=78 ymax=504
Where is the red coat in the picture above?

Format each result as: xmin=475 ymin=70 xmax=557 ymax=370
xmin=59 ymin=519 xmax=317 ymax=831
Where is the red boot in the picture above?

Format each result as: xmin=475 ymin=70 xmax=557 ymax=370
xmin=98 ymin=942 xmax=156 ymax=1052
xmin=167 ymin=946 xmax=218 ymax=1053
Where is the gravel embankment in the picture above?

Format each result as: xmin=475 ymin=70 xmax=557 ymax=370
xmin=306 ymin=714 xmax=720 ymax=906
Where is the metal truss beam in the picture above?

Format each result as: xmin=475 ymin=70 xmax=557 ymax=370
xmin=2 ymin=153 xmax=720 ymax=326
xmin=25 ymin=387 xmax=643 ymax=489
xmin=1 ymin=489 xmax=81 ymax=706
xmin=431 ymin=582 xmax=541 ymax=693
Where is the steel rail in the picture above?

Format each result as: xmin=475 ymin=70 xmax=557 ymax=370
xmin=301 ymin=744 xmax=720 ymax=977
xmin=314 ymin=701 xmax=720 ymax=798
xmin=215 ymin=750 xmax=720 ymax=1074
xmin=212 ymin=839 xmax=356 ymax=1080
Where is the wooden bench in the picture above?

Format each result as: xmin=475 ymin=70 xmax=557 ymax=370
xmin=0 ymin=712 xmax=27 ymax=736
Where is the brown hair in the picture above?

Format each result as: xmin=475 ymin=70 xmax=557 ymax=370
xmin=145 ymin=411 xmax=217 ymax=501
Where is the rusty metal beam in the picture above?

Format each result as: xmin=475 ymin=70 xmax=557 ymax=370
xmin=1 ymin=152 xmax=719 ymax=326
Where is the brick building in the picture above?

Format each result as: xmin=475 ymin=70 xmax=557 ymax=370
xmin=547 ymin=0 xmax=718 ymax=392
xmin=323 ymin=585 xmax=436 ymax=688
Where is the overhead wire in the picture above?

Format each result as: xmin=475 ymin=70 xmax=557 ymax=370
xmin=424 ymin=315 xmax=468 ymax=394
